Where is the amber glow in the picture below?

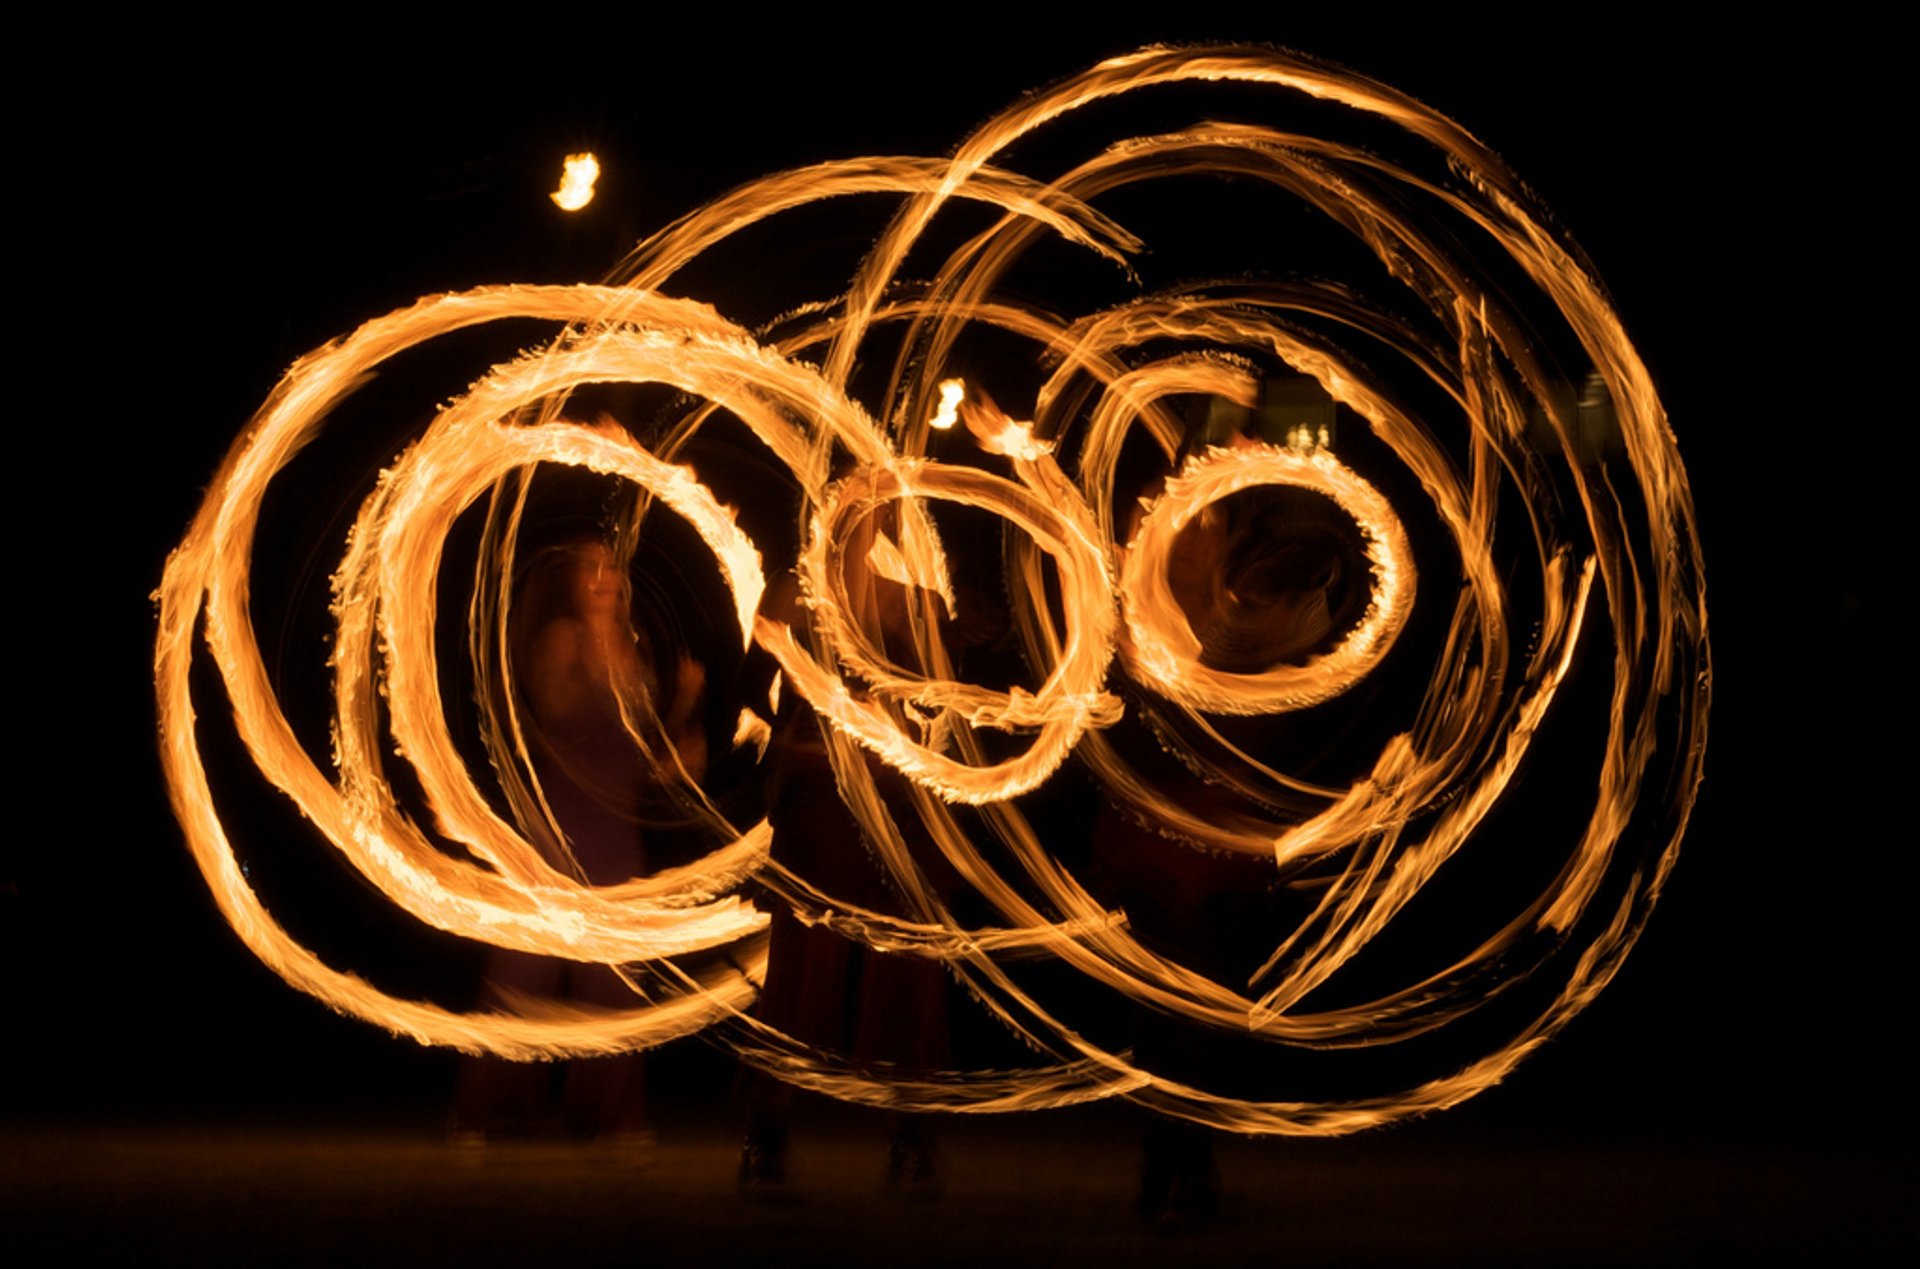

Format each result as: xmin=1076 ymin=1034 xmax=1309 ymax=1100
xmin=157 ymin=47 xmax=1707 ymax=1132
xmin=551 ymin=151 xmax=600 ymax=211
xmin=929 ymin=377 xmax=965 ymax=430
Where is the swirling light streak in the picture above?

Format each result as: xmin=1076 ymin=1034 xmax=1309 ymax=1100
xmin=156 ymin=45 xmax=1707 ymax=1132
xmin=1119 ymin=441 xmax=1415 ymax=717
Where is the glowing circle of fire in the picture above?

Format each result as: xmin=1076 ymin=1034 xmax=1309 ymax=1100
xmin=156 ymin=47 xmax=1708 ymax=1132
xmin=1118 ymin=442 xmax=1414 ymax=717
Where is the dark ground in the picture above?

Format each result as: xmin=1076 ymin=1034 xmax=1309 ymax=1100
xmin=7 ymin=1102 xmax=1909 ymax=1267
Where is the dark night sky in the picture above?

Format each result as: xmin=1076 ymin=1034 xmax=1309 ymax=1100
xmin=18 ymin=15 xmax=1900 ymax=1162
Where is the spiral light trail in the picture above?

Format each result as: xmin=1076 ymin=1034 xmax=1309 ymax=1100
xmin=156 ymin=46 xmax=1708 ymax=1132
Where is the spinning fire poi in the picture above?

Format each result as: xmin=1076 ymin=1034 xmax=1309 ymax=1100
xmin=155 ymin=45 xmax=1708 ymax=1135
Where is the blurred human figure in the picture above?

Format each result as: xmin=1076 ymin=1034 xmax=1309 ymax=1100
xmin=1099 ymin=394 xmax=1359 ymax=1223
xmin=453 ymin=538 xmax=707 ymax=1153
xmin=738 ymin=510 xmax=975 ymax=1196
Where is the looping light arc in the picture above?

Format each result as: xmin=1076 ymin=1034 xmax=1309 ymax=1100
xmin=156 ymin=45 xmax=1708 ymax=1132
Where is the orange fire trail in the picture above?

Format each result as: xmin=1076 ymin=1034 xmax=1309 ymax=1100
xmin=157 ymin=46 xmax=1707 ymax=1131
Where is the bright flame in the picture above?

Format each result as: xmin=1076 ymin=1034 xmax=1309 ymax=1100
xmin=550 ymin=151 xmax=600 ymax=211
xmin=733 ymin=707 xmax=772 ymax=760
xmin=157 ymin=46 xmax=1706 ymax=1134
xmin=929 ymin=377 xmax=965 ymax=429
